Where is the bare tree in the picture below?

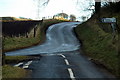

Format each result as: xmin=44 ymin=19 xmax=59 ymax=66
xmin=81 ymin=16 xmax=86 ymax=21
xmin=70 ymin=14 xmax=76 ymax=21
xmin=33 ymin=0 xmax=50 ymax=19
xmin=57 ymin=13 xmax=69 ymax=19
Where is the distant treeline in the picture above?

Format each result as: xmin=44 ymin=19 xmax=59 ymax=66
xmin=2 ymin=20 xmax=42 ymax=37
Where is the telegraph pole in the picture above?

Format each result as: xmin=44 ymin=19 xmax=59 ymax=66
xmin=34 ymin=0 xmax=50 ymax=19
xmin=37 ymin=0 xmax=40 ymax=19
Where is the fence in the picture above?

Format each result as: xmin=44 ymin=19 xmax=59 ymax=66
xmin=2 ymin=20 xmax=42 ymax=37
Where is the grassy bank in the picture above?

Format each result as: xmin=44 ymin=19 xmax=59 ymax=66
xmin=5 ymin=56 xmax=30 ymax=64
xmin=75 ymin=5 xmax=120 ymax=77
xmin=3 ymin=36 xmax=41 ymax=52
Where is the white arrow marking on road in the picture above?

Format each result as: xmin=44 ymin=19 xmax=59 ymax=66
xmin=14 ymin=62 xmax=23 ymax=67
xmin=23 ymin=65 xmax=29 ymax=69
xmin=23 ymin=61 xmax=32 ymax=69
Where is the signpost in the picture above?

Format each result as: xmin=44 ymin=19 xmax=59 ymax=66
xmin=101 ymin=17 xmax=116 ymax=23
xmin=101 ymin=17 xmax=117 ymax=39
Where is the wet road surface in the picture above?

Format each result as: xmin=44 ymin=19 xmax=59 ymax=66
xmin=5 ymin=22 xmax=115 ymax=78
xmin=29 ymin=52 xmax=114 ymax=78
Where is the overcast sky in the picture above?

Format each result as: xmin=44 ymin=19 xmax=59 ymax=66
xmin=0 ymin=0 xmax=95 ymax=20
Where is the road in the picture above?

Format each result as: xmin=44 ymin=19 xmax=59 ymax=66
xmin=5 ymin=22 xmax=115 ymax=78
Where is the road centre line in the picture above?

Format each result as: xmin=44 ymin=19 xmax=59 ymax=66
xmin=68 ymin=68 xmax=76 ymax=80
xmin=14 ymin=62 xmax=23 ymax=67
xmin=59 ymin=54 xmax=76 ymax=79
xmin=64 ymin=59 xmax=70 ymax=65
xmin=60 ymin=54 xmax=66 ymax=58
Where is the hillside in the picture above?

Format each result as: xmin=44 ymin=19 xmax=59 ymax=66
xmin=75 ymin=3 xmax=120 ymax=77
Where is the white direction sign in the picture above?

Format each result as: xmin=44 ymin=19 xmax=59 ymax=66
xmin=101 ymin=17 xmax=117 ymax=39
xmin=101 ymin=17 xmax=116 ymax=23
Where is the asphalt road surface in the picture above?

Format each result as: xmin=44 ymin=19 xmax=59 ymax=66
xmin=5 ymin=22 xmax=115 ymax=78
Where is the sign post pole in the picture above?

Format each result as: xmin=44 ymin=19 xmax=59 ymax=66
xmin=101 ymin=17 xmax=117 ymax=39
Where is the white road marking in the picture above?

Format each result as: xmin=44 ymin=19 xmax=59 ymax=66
xmin=59 ymin=54 xmax=76 ymax=80
xmin=23 ymin=65 xmax=29 ymax=69
xmin=23 ymin=61 xmax=32 ymax=69
xmin=60 ymin=54 xmax=66 ymax=58
xmin=64 ymin=59 xmax=70 ymax=65
xmin=68 ymin=68 xmax=76 ymax=80
xmin=14 ymin=62 xmax=23 ymax=67
xmin=25 ymin=61 xmax=32 ymax=66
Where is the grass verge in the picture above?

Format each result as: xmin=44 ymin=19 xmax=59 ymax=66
xmin=2 ymin=56 xmax=33 ymax=79
xmin=75 ymin=14 xmax=119 ymax=77
xmin=3 ymin=36 xmax=41 ymax=52
xmin=2 ymin=65 xmax=30 ymax=78
xmin=5 ymin=56 xmax=30 ymax=64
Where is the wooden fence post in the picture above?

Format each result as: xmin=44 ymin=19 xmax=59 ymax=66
xmin=19 ymin=34 xmax=21 ymax=38
xmin=26 ymin=32 xmax=28 ymax=38
xmin=34 ymin=25 xmax=37 ymax=37
xmin=2 ymin=53 xmax=5 ymax=65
